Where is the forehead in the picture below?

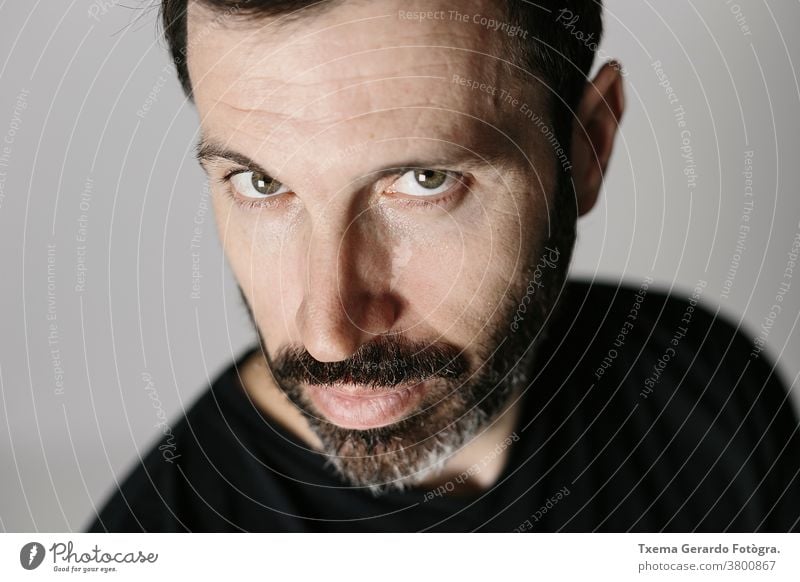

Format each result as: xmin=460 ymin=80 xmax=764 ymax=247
xmin=186 ymin=0 xmax=544 ymax=171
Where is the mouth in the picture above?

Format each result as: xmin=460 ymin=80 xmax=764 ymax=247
xmin=305 ymin=382 xmax=428 ymax=430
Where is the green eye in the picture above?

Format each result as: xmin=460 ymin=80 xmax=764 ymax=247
xmin=390 ymin=169 xmax=458 ymax=198
xmin=250 ymin=172 xmax=283 ymax=195
xmin=413 ymin=169 xmax=448 ymax=189
xmin=230 ymin=171 xmax=288 ymax=199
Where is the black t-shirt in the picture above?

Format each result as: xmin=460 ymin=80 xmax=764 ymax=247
xmin=86 ymin=280 xmax=800 ymax=532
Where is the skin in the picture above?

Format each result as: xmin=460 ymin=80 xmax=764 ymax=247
xmin=186 ymin=0 xmax=624 ymax=493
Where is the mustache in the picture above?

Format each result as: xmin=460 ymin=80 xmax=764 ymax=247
xmin=269 ymin=336 xmax=469 ymax=388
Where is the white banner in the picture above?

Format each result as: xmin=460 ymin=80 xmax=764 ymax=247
xmin=2 ymin=533 xmax=798 ymax=581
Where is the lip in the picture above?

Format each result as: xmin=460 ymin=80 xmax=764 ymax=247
xmin=306 ymin=382 xmax=427 ymax=430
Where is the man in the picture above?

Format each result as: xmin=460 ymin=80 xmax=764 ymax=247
xmin=88 ymin=0 xmax=800 ymax=532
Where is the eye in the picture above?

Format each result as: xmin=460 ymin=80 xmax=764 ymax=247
xmin=229 ymin=170 xmax=289 ymax=199
xmin=388 ymin=169 xmax=460 ymax=197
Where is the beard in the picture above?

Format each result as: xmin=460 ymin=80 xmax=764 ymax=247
xmin=239 ymin=175 xmax=577 ymax=494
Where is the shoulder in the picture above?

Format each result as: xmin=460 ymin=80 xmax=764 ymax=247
xmin=561 ymin=276 xmax=769 ymax=371
xmin=561 ymin=276 xmax=794 ymax=426
xmin=558 ymin=278 xmax=800 ymax=530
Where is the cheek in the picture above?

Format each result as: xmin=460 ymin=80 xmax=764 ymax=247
xmin=393 ymin=204 xmax=532 ymax=341
xmin=210 ymin=193 xmax=300 ymax=344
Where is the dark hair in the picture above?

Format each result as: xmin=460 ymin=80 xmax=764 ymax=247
xmin=160 ymin=0 xmax=602 ymax=163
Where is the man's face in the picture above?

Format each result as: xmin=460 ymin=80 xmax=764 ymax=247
xmin=188 ymin=0 xmax=574 ymax=491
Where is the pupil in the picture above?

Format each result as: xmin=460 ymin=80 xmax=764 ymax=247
xmin=415 ymin=170 xmax=446 ymax=189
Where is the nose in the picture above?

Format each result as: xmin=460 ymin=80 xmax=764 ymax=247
xmin=295 ymin=216 xmax=400 ymax=362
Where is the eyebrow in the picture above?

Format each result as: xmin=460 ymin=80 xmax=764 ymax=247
xmin=195 ymin=135 xmax=511 ymax=179
xmin=196 ymin=138 xmax=271 ymax=175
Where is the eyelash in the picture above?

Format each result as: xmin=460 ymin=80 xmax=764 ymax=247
xmin=216 ymin=167 xmax=468 ymax=211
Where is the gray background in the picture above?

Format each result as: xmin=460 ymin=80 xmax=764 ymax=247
xmin=0 ymin=0 xmax=798 ymax=532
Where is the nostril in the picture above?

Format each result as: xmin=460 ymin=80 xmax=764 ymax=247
xmin=295 ymin=294 xmax=360 ymax=363
xmin=296 ymin=289 xmax=401 ymax=364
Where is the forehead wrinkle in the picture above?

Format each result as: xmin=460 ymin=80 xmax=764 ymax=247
xmin=217 ymin=77 xmax=456 ymax=131
xmin=210 ymin=98 xmax=515 ymax=160
xmin=216 ymin=50 xmax=511 ymax=132
xmin=209 ymin=49 xmax=510 ymax=129
xmin=226 ymin=47 xmax=490 ymax=117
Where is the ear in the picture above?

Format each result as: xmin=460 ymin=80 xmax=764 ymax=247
xmin=571 ymin=61 xmax=625 ymax=216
